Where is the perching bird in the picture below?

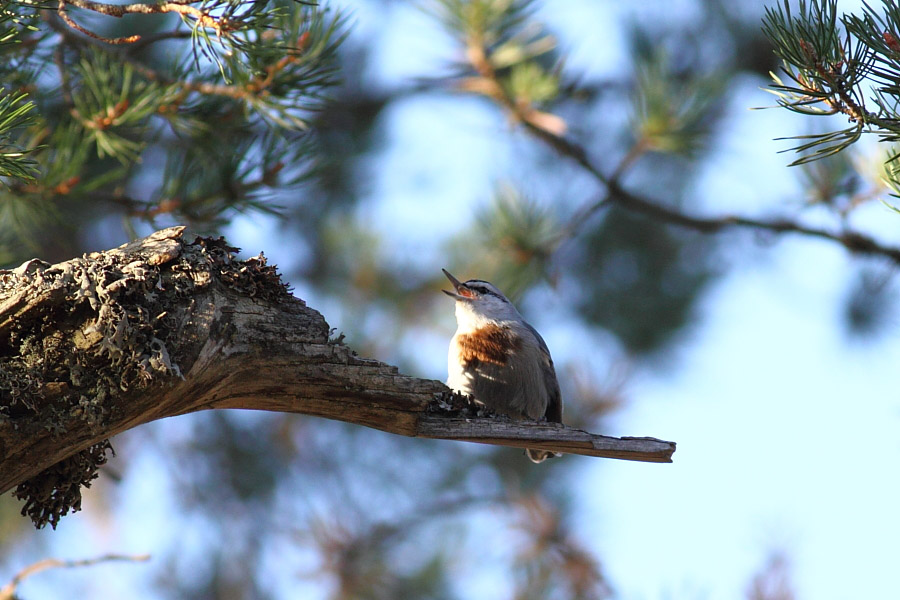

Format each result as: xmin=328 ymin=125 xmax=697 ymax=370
xmin=442 ymin=268 xmax=562 ymax=463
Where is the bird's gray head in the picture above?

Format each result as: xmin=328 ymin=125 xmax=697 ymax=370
xmin=442 ymin=268 xmax=521 ymax=329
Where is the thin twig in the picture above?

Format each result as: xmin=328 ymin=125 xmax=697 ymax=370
xmin=57 ymin=0 xmax=141 ymax=44
xmin=56 ymin=0 xmax=234 ymax=44
xmin=0 ymin=554 xmax=150 ymax=600
xmin=553 ymin=140 xmax=650 ymax=245
xmin=125 ymin=29 xmax=194 ymax=53
xmin=531 ymin=121 xmax=900 ymax=264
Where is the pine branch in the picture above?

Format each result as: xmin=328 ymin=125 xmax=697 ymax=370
xmin=0 ymin=91 xmax=39 ymax=183
xmin=760 ymin=0 xmax=900 ymax=165
xmin=44 ymin=4 xmax=345 ymax=129
xmin=426 ymin=1 xmax=900 ymax=269
xmin=0 ymin=3 xmax=343 ymax=252
xmin=461 ymin=38 xmax=566 ymax=137
xmin=57 ymin=0 xmax=236 ymax=44
xmin=542 ymin=129 xmax=900 ymax=263
xmin=458 ymin=27 xmax=900 ymax=262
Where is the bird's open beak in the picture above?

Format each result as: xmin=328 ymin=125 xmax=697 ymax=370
xmin=442 ymin=268 xmax=466 ymax=299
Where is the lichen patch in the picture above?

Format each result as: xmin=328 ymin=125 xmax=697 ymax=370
xmin=0 ymin=227 xmax=291 ymax=528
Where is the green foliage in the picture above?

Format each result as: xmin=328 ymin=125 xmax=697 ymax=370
xmin=211 ymin=5 xmax=350 ymax=128
xmin=0 ymin=91 xmax=38 ymax=182
xmin=0 ymin=0 xmax=41 ymax=48
xmin=490 ymin=21 xmax=555 ymax=68
xmin=447 ymin=187 xmax=558 ymax=302
xmin=432 ymin=0 xmax=563 ymax=126
xmin=164 ymin=0 xmax=345 ymax=91
xmin=71 ymin=50 xmax=164 ymax=162
xmin=761 ymin=0 xmax=900 ymax=173
xmin=507 ymin=60 xmax=558 ymax=104
xmin=0 ymin=0 xmax=346 ymax=262
xmin=0 ymin=4 xmax=42 ymax=180
xmin=764 ymin=0 xmax=848 ymax=92
xmin=630 ymin=51 xmax=726 ymax=156
xmin=431 ymin=0 xmax=537 ymax=44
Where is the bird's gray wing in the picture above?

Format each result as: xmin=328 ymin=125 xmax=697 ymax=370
xmin=523 ymin=321 xmax=563 ymax=423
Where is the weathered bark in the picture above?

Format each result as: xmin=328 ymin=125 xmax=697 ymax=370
xmin=0 ymin=227 xmax=675 ymax=527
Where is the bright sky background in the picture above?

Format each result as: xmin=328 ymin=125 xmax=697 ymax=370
xmin=11 ymin=1 xmax=900 ymax=599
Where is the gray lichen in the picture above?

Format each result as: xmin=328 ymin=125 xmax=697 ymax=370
xmin=0 ymin=243 xmax=183 ymax=434
xmin=13 ymin=441 xmax=114 ymax=530
xmin=0 ymin=227 xmax=293 ymax=528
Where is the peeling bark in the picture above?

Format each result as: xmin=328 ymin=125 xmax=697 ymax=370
xmin=0 ymin=227 xmax=675 ymax=528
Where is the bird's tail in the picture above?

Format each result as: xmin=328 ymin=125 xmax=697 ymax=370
xmin=526 ymin=448 xmax=561 ymax=463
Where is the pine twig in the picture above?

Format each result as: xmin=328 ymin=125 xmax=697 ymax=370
xmin=463 ymin=38 xmax=568 ymax=139
xmin=125 ymin=30 xmax=194 ymax=53
xmin=57 ymin=0 xmax=140 ymax=44
xmin=44 ymin=11 xmax=298 ymax=107
xmin=56 ymin=0 xmax=234 ymax=44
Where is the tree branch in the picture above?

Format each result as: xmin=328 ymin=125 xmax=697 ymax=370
xmin=532 ymin=123 xmax=900 ymax=264
xmin=454 ymin=32 xmax=900 ymax=264
xmin=0 ymin=227 xmax=675 ymax=527
xmin=57 ymin=0 xmax=140 ymax=44
xmin=417 ymin=416 xmax=674 ymax=462
xmin=56 ymin=0 xmax=233 ymax=44
xmin=124 ymin=29 xmax=193 ymax=53
xmin=44 ymin=10 xmax=300 ymax=107
xmin=0 ymin=554 xmax=150 ymax=600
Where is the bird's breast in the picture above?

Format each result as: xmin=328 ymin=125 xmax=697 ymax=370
xmin=454 ymin=323 xmax=522 ymax=366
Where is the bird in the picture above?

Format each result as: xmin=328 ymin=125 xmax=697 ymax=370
xmin=441 ymin=268 xmax=562 ymax=463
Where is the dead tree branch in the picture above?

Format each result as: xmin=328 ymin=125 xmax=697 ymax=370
xmin=0 ymin=553 xmax=150 ymax=600
xmin=0 ymin=227 xmax=675 ymax=528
